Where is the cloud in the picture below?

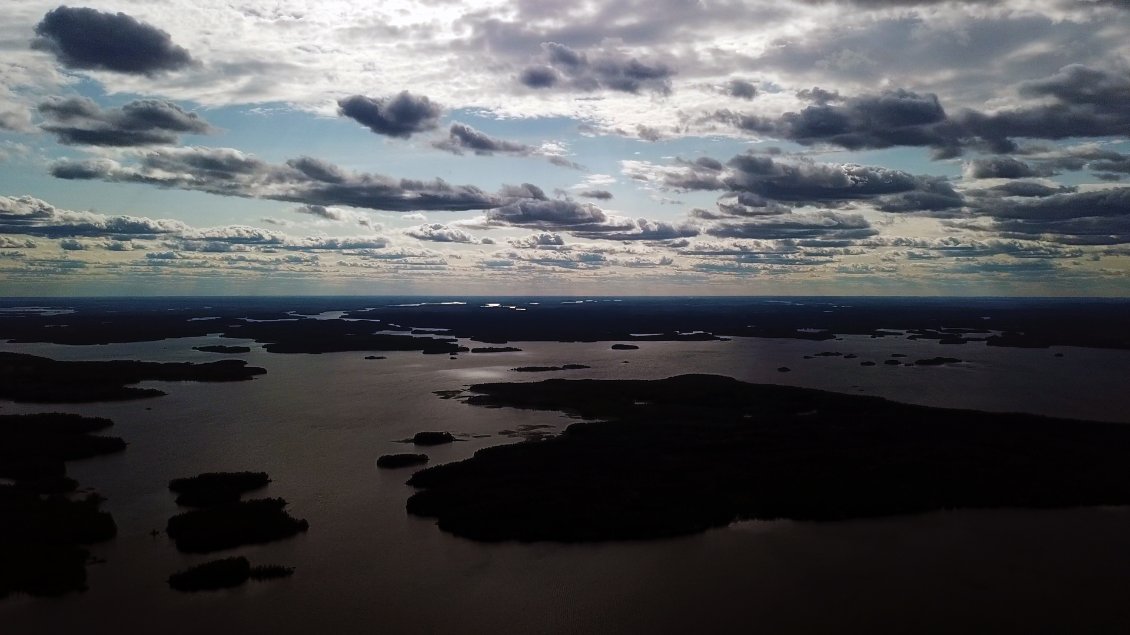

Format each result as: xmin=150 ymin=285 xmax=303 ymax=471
xmin=433 ymin=122 xmax=533 ymax=155
xmin=406 ymin=223 xmax=482 ymax=243
xmin=963 ymin=157 xmax=1050 ymax=179
xmin=572 ymin=218 xmax=700 ymax=241
xmin=509 ymin=232 xmax=566 ymax=248
xmin=578 ymin=189 xmax=613 ymax=200
xmin=706 ymin=211 xmax=877 ymax=241
xmin=338 ymin=92 xmax=442 ymax=138
xmin=962 ymin=187 xmax=1130 ymax=244
xmin=714 ymin=89 xmax=956 ymax=155
xmin=37 ymin=97 xmax=213 ymax=146
xmin=519 ymin=42 xmax=674 ymax=94
xmin=0 ymin=194 xmax=191 ymax=239
xmin=967 ymin=182 xmax=1078 ymax=198
xmin=50 ymin=146 xmax=500 ymax=212
xmin=726 ymin=79 xmax=757 ymax=100
xmin=287 ymin=236 xmax=391 ymax=250
xmin=0 ymin=108 xmax=32 ymax=133
xmin=0 ymin=236 xmax=37 ymax=249
xmin=294 ymin=204 xmax=343 ymax=220
xmin=712 ymin=65 xmax=1130 ymax=158
xmin=488 ymin=248 xmax=608 ymax=270
xmin=870 ymin=236 xmax=1084 ymax=260
xmin=488 ymin=197 xmax=610 ymax=228
xmin=626 ymin=153 xmax=962 ymax=213
xmin=32 ymin=7 xmax=194 ymax=75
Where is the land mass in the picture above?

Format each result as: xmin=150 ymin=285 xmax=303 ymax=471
xmin=4 ymin=297 xmax=1128 ymax=351
xmin=0 ymin=352 xmax=266 ymax=403
xmin=165 ymin=498 xmax=309 ymax=553
xmin=407 ymin=374 xmax=1130 ymax=542
xmin=0 ymin=413 xmax=122 ymax=598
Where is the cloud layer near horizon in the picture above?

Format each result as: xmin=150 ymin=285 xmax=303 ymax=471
xmin=1 ymin=1 xmax=1129 ymax=294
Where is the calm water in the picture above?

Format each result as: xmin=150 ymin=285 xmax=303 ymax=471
xmin=3 ymin=300 xmax=1130 ymax=633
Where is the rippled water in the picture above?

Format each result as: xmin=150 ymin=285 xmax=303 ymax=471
xmin=3 ymin=330 xmax=1130 ymax=634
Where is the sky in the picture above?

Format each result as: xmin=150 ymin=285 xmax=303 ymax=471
xmin=1 ymin=1 xmax=1129 ymax=296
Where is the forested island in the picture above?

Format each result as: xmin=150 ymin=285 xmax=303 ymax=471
xmin=407 ymin=375 xmax=1130 ymax=542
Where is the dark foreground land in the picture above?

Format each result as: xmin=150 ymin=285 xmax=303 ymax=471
xmin=407 ymin=375 xmax=1130 ymax=542
xmin=0 ymin=413 xmax=122 ymax=598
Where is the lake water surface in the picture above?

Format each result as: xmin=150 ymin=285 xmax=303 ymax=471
xmin=3 ymin=304 xmax=1130 ymax=633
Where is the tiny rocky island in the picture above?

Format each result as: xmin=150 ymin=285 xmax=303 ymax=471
xmin=406 ymin=375 xmax=1130 ymax=542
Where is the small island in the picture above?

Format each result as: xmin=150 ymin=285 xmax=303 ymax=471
xmin=610 ymin=344 xmax=639 ymax=350
xmin=169 ymin=472 xmax=271 ymax=507
xmin=167 ymin=556 xmax=294 ymax=592
xmin=914 ymin=357 xmax=963 ymax=366
xmin=413 ymin=432 xmax=455 ymax=446
xmin=378 ymin=453 xmax=429 ymax=468
xmin=470 ymin=347 xmax=523 ymax=353
xmin=512 ymin=364 xmax=591 ymax=373
xmin=406 ymin=374 xmax=1130 ymax=542
xmin=193 ymin=345 xmax=252 ymax=354
xmin=165 ymin=498 xmax=309 ymax=553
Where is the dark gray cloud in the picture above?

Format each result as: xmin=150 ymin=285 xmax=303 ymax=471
xmin=796 ymin=87 xmax=843 ymax=104
xmin=578 ymin=189 xmax=613 ymax=200
xmin=50 ymin=147 xmax=500 ymax=212
xmin=338 ymin=92 xmax=442 ymax=138
xmin=975 ymin=187 xmax=1130 ymax=221
xmin=963 ymin=157 xmax=1050 ymax=179
xmin=968 ymin=182 xmax=1078 ymax=198
xmin=714 ymin=65 xmax=1130 ymax=158
xmin=32 ymin=7 xmax=194 ymax=75
xmin=705 ymin=211 xmax=877 ymax=241
xmin=726 ymin=79 xmax=757 ymax=100
xmin=714 ymin=89 xmax=958 ymax=155
xmin=519 ymin=42 xmax=673 ymax=94
xmin=38 ymin=97 xmax=213 ymax=146
xmin=488 ymin=197 xmax=610 ymax=228
xmin=631 ymin=152 xmax=961 ymax=214
xmin=692 ymin=192 xmax=789 ymax=218
xmin=433 ymin=123 xmax=533 ymax=155
xmin=1018 ymin=145 xmax=1130 ymax=175
xmin=963 ymin=187 xmax=1130 ymax=244
xmin=518 ymin=66 xmax=559 ymax=88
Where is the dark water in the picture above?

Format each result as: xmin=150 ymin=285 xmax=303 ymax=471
xmin=2 ymin=297 xmax=1130 ymax=634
